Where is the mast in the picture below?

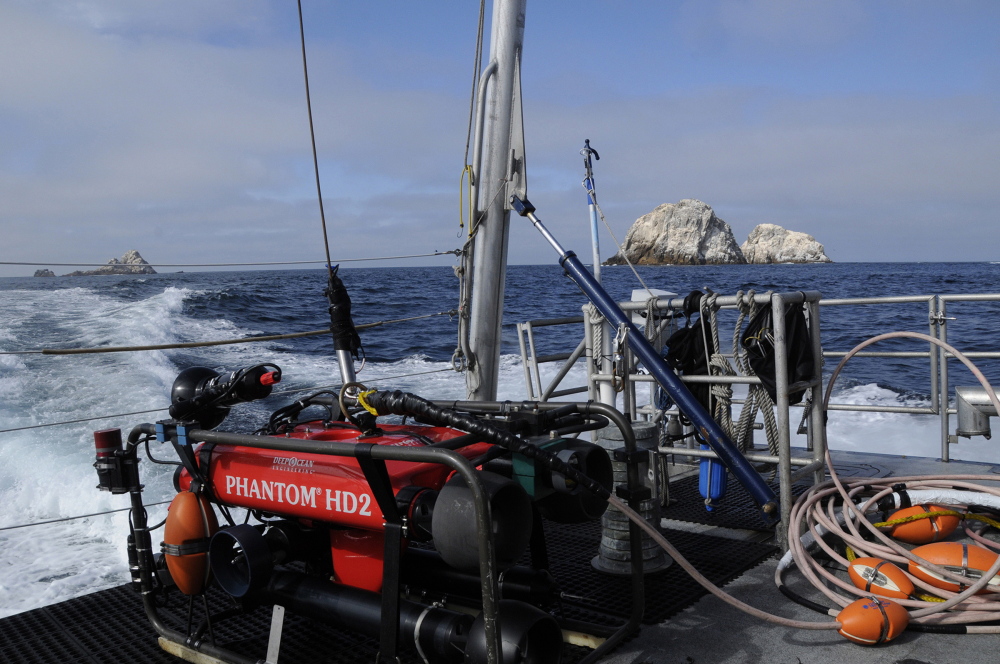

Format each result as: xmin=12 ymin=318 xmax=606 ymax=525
xmin=465 ymin=0 xmax=527 ymax=401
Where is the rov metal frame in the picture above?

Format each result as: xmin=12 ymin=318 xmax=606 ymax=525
xmin=122 ymin=423 xmax=507 ymax=664
xmin=119 ymin=400 xmax=647 ymax=664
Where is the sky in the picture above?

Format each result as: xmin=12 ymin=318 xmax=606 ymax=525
xmin=0 ymin=0 xmax=998 ymax=277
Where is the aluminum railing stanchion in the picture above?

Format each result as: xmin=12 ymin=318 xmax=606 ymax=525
xmin=940 ymin=297 xmax=952 ymax=461
xmin=771 ymin=293 xmax=793 ymax=550
xmin=807 ymin=298 xmax=827 ymax=486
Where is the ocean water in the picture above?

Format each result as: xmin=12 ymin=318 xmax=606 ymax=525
xmin=1 ymin=262 xmax=1000 ymax=617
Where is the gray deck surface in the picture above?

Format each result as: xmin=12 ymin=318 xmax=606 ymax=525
xmin=602 ymin=450 xmax=1000 ymax=664
xmin=4 ymin=450 xmax=997 ymax=664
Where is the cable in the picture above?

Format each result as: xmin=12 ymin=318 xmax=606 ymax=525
xmin=779 ymin=331 xmax=1000 ymax=631
xmin=0 ymin=501 xmax=172 ymax=532
xmin=0 ymin=407 xmax=169 ymax=434
xmin=0 ymin=367 xmax=458 ymax=437
xmin=0 ymin=251 xmax=459 ymax=269
xmin=297 ymin=0 xmax=332 ymax=271
xmin=589 ymin=193 xmax=657 ymax=299
xmin=0 ymin=310 xmax=456 ymax=355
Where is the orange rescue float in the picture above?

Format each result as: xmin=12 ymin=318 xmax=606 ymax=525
xmin=837 ymin=597 xmax=910 ymax=645
xmin=847 ymin=557 xmax=914 ymax=600
xmin=908 ymin=541 xmax=1000 ymax=594
xmin=163 ymin=490 xmax=219 ymax=595
xmin=887 ymin=504 xmax=961 ymax=544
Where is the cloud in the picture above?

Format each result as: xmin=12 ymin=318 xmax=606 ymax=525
xmin=0 ymin=2 xmax=998 ymax=276
xmin=520 ymin=86 xmax=1000 ymax=262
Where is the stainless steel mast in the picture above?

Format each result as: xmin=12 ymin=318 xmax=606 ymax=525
xmin=465 ymin=0 xmax=527 ymax=401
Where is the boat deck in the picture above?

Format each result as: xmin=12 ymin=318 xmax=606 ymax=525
xmin=606 ymin=450 xmax=1000 ymax=664
xmin=2 ymin=450 xmax=998 ymax=664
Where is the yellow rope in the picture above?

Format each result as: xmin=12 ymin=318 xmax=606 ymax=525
xmin=873 ymin=509 xmax=963 ymax=529
xmin=968 ymin=513 xmax=1000 ymax=531
xmin=872 ymin=508 xmax=1000 ymax=532
xmin=356 ymin=389 xmax=379 ymax=416
xmin=916 ymin=593 xmax=946 ymax=603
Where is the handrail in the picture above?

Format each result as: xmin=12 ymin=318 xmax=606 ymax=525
xmin=469 ymin=60 xmax=498 ymax=213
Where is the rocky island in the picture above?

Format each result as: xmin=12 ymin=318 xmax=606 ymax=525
xmin=605 ymin=199 xmax=831 ymax=265
xmin=742 ymin=224 xmax=831 ymax=264
xmin=62 ymin=250 xmax=157 ymax=276
xmin=33 ymin=269 xmax=56 ymax=277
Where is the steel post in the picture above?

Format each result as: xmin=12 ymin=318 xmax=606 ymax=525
xmin=772 ymin=294 xmax=793 ymax=549
xmin=807 ymin=299 xmax=827 ymax=486
xmin=466 ymin=0 xmax=527 ymax=401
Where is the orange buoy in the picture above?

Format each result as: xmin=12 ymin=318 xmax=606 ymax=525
xmin=908 ymin=541 xmax=1000 ymax=594
xmin=837 ymin=597 xmax=910 ymax=645
xmin=887 ymin=504 xmax=960 ymax=544
xmin=162 ymin=491 xmax=219 ymax=595
xmin=848 ymin=557 xmax=914 ymax=600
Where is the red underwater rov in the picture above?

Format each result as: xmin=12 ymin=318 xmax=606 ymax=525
xmin=94 ymin=362 xmax=629 ymax=664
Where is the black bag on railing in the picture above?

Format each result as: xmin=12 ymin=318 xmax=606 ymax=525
xmin=741 ymin=302 xmax=814 ymax=405
xmin=663 ymin=291 xmax=712 ymax=412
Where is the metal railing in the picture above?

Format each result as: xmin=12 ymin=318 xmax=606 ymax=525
xmin=817 ymin=294 xmax=1000 ymax=460
xmin=937 ymin=294 xmax=1000 ymax=460
xmin=515 ymin=317 xmax=588 ymax=401
xmin=516 ymin=289 xmax=1000 ymax=548
xmin=518 ymin=291 xmax=825 ymax=547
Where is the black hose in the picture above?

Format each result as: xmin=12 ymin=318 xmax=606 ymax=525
xmin=777 ymin=583 xmax=832 ymax=615
xmin=364 ymin=390 xmax=611 ymax=500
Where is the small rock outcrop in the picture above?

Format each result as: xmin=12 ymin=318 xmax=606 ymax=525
xmin=64 ymin=250 xmax=157 ymax=276
xmin=33 ymin=269 xmax=56 ymax=277
xmin=741 ymin=224 xmax=832 ymax=264
xmin=605 ymin=199 xmax=745 ymax=266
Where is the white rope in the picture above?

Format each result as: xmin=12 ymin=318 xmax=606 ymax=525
xmin=731 ymin=290 xmax=780 ymax=455
xmin=701 ymin=293 xmax=736 ymax=439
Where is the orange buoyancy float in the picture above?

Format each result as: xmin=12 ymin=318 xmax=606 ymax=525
xmin=837 ymin=597 xmax=910 ymax=645
xmin=163 ymin=491 xmax=219 ymax=595
xmin=887 ymin=504 xmax=961 ymax=544
xmin=847 ymin=557 xmax=914 ymax=600
xmin=908 ymin=541 xmax=1000 ymax=594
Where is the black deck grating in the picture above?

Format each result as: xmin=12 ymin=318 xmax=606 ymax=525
xmin=0 ymin=520 xmax=774 ymax=664
xmin=661 ymin=459 xmax=890 ymax=531
xmin=536 ymin=520 xmax=776 ymax=625
xmin=662 ymin=473 xmax=809 ymax=531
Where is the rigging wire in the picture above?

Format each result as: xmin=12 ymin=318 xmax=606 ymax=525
xmin=0 ymin=501 xmax=172 ymax=532
xmin=0 ymin=368 xmax=457 ymax=436
xmin=458 ymin=0 xmax=487 ymax=238
xmin=0 ymin=251 xmax=458 ymax=269
xmin=0 ymin=310 xmax=456 ymax=355
xmin=0 ymin=408 xmax=169 ymax=434
xmin=587 ymin=185 xmax=656 ymax=297
xmin=463 ymin=0 xmax=487 ymax=168
xmin=297 ymin=0 xmax=333 ymax=271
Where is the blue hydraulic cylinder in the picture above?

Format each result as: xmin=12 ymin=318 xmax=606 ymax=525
xmin=510 ymin=195 xmax=778 ymax=521
xmin=698 ymin=444 xmax=728 ymax=511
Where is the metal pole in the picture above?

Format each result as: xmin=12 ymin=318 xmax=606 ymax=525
xmin=772 ymin=294 xmax=793 ymax=549
xmin=807 ymin=299 xmax=827 ymax=486
xmin=582 ymin=139 xmax=602 ymax=282
xmin=583 ymin=304 xmax=598 ymax=403
xmin=466 ymin=0 xmax=527 ymax=401
xmin=511 ymin=196 xmax=779 ymax=519
xmin=580 ymin=140 xmax=616 ymax=408
xmin=939 ymin=297 xmax=951 ymax=461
